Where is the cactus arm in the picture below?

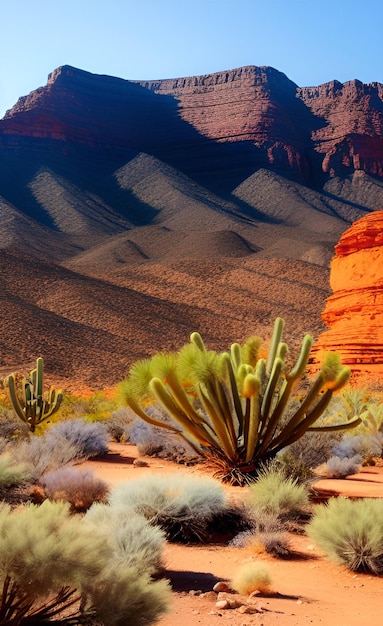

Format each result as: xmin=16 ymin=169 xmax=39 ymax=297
xmin=230 ymin=343 xmax=242 ymax=371
xmin=35 ymin=357 xmax=44 ymax=397
xmin=308 ymin=416 xmax=362 ymax=432
xmin=245 ymin=393 xmax=262 ymax=463
xmin=221 ymin=353 xmax=244 ymax=427
xmin=286 ymin=335 xmax=314 ymax=381
xmin=270 ymin=388 xmax=335 ymax=454
xmin=260 ymin=357 xmax=284 ymax=425
xmin=196 ymin=384 xmax=237 ymax=460
xmin=164 ymin=371 xmax=205 ymax=425
xmin=124 ymin=395 xmax=181 ymax=434
xmin=149 ymin=378 xmax=214 ymax=447
xmin=266 ymin=317 xmax=284 ymax=375
xmin=213 ymin=378 xmax=238 ymax=447
xmin=190 ymin=332 xmax=206 ymax=352
xmin=7 ymin=375 xmax=28 ymax=423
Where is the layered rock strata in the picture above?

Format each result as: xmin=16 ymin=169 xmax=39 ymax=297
xmin=313 ymin=211 xmax=383 ymax=375
xmin=2 ymin=65 xmax=383 ymax=187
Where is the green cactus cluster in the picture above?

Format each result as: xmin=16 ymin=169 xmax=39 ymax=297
xmin=119 ymin=318 xmax=361 ymax=484
xmin=6 ymin=357 xmax=63 ymax=433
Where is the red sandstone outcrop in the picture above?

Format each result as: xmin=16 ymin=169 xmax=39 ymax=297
xmin=2 ymin=65 xmax=383 ymax=186
xmin=312 ymin=211 xmax=383 ymax=375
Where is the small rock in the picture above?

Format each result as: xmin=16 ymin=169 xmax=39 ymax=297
xmin=213 ymin=581 xmax=231 ymax=592
xmin=237 ymin=605 xmax=252 ymax=614
xmin=200 ymin=591 xmax=217 ymax=600
xmin=133 ymin=459 xmax=149 ymax=467
xmin=216 ymin=600 xmax=230 ymax=610
xmin=188 ymin=589 xmax=202 ymax=596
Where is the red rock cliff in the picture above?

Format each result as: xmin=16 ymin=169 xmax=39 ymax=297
xmin=1 ymin=65 xmax=383 ymax=186
xmin=312 ymin=211 xmax=383 ymax=376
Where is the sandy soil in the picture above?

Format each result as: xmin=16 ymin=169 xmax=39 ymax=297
xmin=82 ymin=444 xmax=383 ymax=626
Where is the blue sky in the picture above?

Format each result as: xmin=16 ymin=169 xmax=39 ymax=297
xmin=1 ymin=0 xmax=382 ymax=118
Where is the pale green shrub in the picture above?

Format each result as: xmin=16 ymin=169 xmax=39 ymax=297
xmin=109 ymin=473 xmax=228 ymax=542
xmin=248 ymin=465 xmax=310 ymax=521
xmin=0 ymin=454 xmax=31 ymax=487
xmin=87 ymin=563 xmax=170 ymax=626
xmin=86 ymin=503 xmax=166 ymax=575
xmin=0 ymin=500 xmax=170 ymax=625
xmin=307 ymin=497 xmax=383 ymax=574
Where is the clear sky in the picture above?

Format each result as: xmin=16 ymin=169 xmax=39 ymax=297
xmin=1 ymin=0 xmax=382 ymax=118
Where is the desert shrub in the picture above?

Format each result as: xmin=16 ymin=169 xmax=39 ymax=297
xmin=40 ymin=466 xmax=109 ymax=512
xmin=12 ymin=434 xmax=82 ymax=480
xmin=0 ymin=500 xmax=169 ymax=625
xmin=332 ymin=432 xmax=383 ymax=462
xmin=229 ymin=508 xmax=291 ymax=557
xmin=46 ymin=418 xmax=110 ymax=458
xmin=86 ymin=503 xmax=166 ymax=575
xmin=281 ymin=430 xmax=342 ymax=473
xmin=0 ymin=454 xmax=31 ymax=487
xmin=252 ymin=530 xmax=291 ymax=558
xmin=307 ymin=497 xmax=383 ymax=574
xmin=323 ymin=455 xmax=361 ymax=478
xmin=86 ymin=563 xmax=170 ymax=626
xmin=105 ymin=406 xmax=136 ymax=442
xmin=109 ymin=473 xmax=228 ymax=542
xmin=231 ymin=562 xmax=273 ymax=595
xmin=248 ymin=465 xmax=310 ymax=521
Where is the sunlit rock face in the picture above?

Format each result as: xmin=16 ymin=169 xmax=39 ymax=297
xmin=313 ymin=211 xmax=383 ymax=376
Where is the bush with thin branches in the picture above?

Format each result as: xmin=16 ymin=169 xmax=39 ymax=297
xmin=12 ymin=435 xmax=82 ymax=481
xmin=40 ymin=466 xmax=110 ymax=512
xmin=307 ymin=497 xmax=383 ymax=574
xmin=46 ymin=418 xmax=110 ymax=458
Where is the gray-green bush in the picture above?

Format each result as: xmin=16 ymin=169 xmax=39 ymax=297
xmin=86 ymin=503 xmax=166 ymax=575
xmin=109 ymin=473 xmax=228 ymax=542
xmin=46 ymin=418 xmax=110 ymax=458
xmin=307 ymin=497 xmax=383 ymax=574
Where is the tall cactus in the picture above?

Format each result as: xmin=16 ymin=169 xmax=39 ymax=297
xmin=6 ymin=357 xmax=63 ymax=433
xmin=119 ymin=318 xmax=361 ymax=484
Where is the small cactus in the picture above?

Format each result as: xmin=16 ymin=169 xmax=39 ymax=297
xmin=6 ymin=357 xmax=63 ymax=432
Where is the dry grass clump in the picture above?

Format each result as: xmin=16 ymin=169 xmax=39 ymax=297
xmin=231 ymin=562 xmax=273 ymax=595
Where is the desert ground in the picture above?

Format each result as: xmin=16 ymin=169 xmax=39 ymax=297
xmin=81 ymin=443 xmax=383 ymax=626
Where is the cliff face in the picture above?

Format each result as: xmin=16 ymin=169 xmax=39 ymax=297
xmin=2 ymin=65 xmax=383 ymax=188
xmin=298 ymin=80 xmax=383 ymax=178
xmin=313 ymin=211 xmax=383 ymax=375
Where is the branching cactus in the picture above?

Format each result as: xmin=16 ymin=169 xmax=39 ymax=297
xmin=119 ymin=318 xmax=361 ymax=484
xmin=6 ymin=357 xmax=63 ymax=433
